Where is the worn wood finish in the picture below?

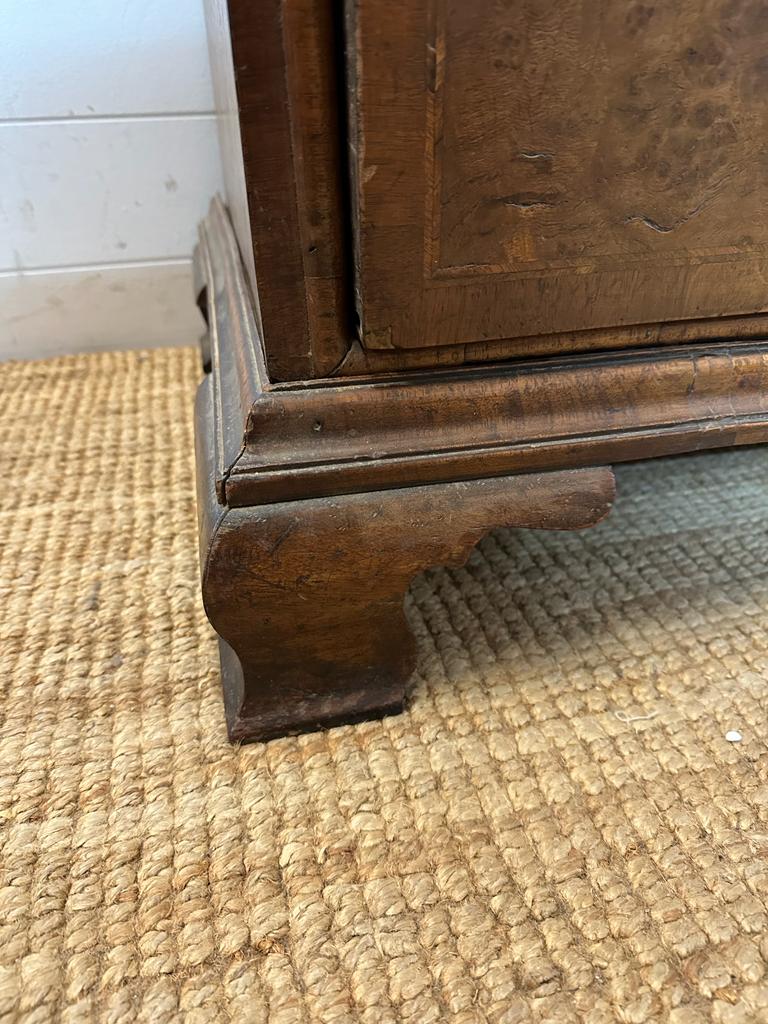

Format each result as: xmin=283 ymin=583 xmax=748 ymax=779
xmin=195 ymin=200 xmax=768 ymax=508
xmin=196 ymin=378 xmax=615 ymax=741
xmin=204 ymin=0 xmax=352 ymax=380
xmin=205 ymin=0 xmax=768 ymax=379
xmin=228 ymin=345 xmax=768 ymax=505
xmin=336 ymin=314 xmax=768 ymax=376
xmin=196 ymin=9 xmax=768 ymax=741
xmin=347 ymin=0 xmax=768 ymax=353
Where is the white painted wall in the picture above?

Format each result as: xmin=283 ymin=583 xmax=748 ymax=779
xmin=0 ymin=0 xmax=223 ymax=360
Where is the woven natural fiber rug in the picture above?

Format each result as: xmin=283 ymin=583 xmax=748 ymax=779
xmin=3 ymin=349 xmax=768 ymax=1023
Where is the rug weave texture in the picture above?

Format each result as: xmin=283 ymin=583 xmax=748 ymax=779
xmin=3 ymin=349 xmax=768 ymax=1024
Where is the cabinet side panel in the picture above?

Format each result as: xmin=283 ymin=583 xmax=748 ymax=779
xmin=203 ymin=0 xmax=257 ymax=307
xmin=204 ymin=0 xmax=353 ymax=381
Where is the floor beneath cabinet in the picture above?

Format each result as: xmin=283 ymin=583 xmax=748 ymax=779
xmin=2 ymin=346 xmax=768 ymax=1022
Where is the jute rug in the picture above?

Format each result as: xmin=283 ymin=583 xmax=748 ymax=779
xmin=2 ymin=348 xmax=768 ymax=1023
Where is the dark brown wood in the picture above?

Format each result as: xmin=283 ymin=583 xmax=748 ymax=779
xmin=204 ymin=0 xmax=353 ymax=380
xmin=195 ymin=10 xmax=768 ymax=742
xmin=347 ymin=0 xmax=768 ymax=354
xmin=193 ymin=202 xmax=768 ymax=742
xmin=195 ymin=200 xmax=768 ymax=509
xmin=196 ymin=378 xmax=615 ymax=742
xmin=335 ymin=314 xmax=768 ymax=377
xmin=204 ymin=0 xmax=768 ymax=380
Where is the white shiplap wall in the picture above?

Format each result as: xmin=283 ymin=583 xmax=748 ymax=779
xmin=0 ymin=0 xmax=224 ymax=359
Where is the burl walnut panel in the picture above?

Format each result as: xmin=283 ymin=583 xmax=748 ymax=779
xmin=438 ymin=1 xmax=768 ymax=270
xmin=348 ymin=0 xmax=768 ymax=350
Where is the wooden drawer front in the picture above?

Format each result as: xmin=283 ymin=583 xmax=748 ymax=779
xmin=347 ymin=0 xmax=768 ymax=352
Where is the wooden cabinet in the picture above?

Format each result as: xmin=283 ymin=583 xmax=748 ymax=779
xmin=195 ymin=0 xmax=768 ymax=742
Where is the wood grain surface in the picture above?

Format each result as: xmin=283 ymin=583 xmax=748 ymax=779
xmin=197 ymin=380 xmax=615 ymax=741
xmin=204 ymin=0 xmax=353 ymax=380
xmin=348 ymin=0 xmax=768 ymax=351
xmin=194 ymin=198 xmax=768 ymax=508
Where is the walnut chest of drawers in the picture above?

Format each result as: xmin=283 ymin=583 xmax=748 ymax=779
xmin=195 ymin=0 xmax=768 ymax=741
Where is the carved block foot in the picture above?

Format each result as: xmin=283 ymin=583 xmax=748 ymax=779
xmin=196 ymin=382 xmax=615 ymax=742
